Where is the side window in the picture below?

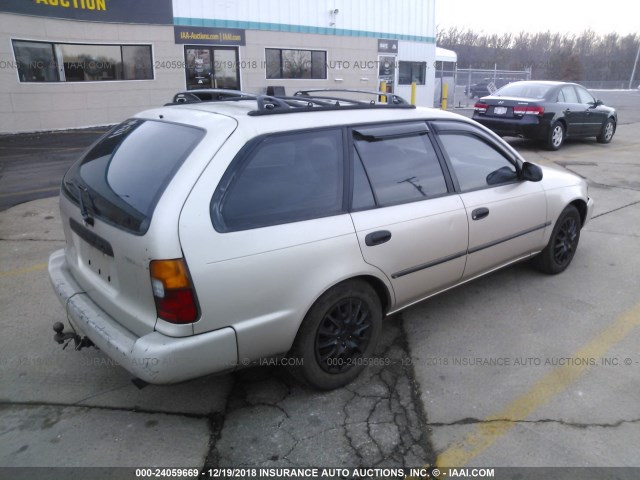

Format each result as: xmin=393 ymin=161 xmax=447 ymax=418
xmin=560 ymin=86 xmax=579 ymax=103
xmin=439 ymin=134 xmax=517 ymax=192
xmin=576 ymin=86 xmax=595 ymax=104
xmin=557 ymin=90 xmax=566 ymax=103
xmin=354 ymin=129 xmax=447 ymax=206
xmin=351 ymin=147 xmax=376 ymax=210
xmin=219 ymin=129 xmax=343 ymax=230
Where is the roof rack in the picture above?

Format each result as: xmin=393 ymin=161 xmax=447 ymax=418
xmin=294 ymin=88 xmax=408 ymax=105
xmin=166 ymin=89 xmax=255 ymax=105
xmin=165 ymin=88 xmax=415 ymax=116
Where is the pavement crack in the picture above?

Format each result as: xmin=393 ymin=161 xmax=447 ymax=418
xmin=428 ymin=417 xmax=640 ymax=429
xmin=0 ymin=238 xmax=64 ymax=242
xmin=592 ymin=199 xmax=640 ymax=219
xmin=0 ymin=400 xmax=211 ymax=419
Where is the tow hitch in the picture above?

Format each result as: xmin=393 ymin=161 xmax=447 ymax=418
xmin=53 ymin=322 xmax=95 ymax=350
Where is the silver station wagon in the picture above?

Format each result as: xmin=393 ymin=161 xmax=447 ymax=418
xmin=49 ymin=89 xmax=593 ymax=389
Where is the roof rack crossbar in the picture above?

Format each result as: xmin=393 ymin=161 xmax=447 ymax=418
xmin=168 ymin=89 xmax=258 ymax=105
xmin=165 ymin=88 xmax=415 ymax=115
xmin=247 ymin=102 xmax=415 ymax=116
xmin=294 ymin=88 xmax=408 ymax=105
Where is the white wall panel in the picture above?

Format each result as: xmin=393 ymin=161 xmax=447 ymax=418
xmin=172 ymin=0 xmax=435 ymax=39
xmin=395 ymin=40 xmax=436 ymax=107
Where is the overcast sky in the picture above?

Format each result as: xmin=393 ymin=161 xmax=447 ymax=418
xmin=435 ymin=0 xmax=639 ymax=36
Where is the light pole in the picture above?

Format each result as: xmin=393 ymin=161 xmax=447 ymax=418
xmin=629 ymin=39 xmax=640 ymax=89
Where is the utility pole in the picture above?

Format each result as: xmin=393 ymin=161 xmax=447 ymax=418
xmin=630 ymin=39 xmax=640 ymax=89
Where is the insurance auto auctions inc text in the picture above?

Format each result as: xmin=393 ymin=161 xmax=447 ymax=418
xmin=204 ymin=467 xmax=495 ymax=478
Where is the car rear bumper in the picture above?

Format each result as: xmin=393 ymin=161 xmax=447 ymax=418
xmin=474 ymin=116 xmax=547 ymax=139
xmin=48 ymin=249 xmax=238 ymax=384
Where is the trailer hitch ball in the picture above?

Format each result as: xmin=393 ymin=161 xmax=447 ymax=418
xmin=53 ymin=322 xmax=76 ymax=344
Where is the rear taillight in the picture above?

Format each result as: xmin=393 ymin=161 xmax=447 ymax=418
xmin=513 ymin=105 xmax=545 ymax=116
xmin=150 ymin=259 xmax=199 ymax=324
xmin=474 ymin=102 xmax=489 ymax=114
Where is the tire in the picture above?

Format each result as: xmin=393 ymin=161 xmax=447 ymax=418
xmin=596 ymin=118 xmax=615 ymax=144
xmin=288 ymin=280 xmax=382 ymax=390
xmin=545 ymin=121 xmax=565 ymax=150
xmin=533 ymin=205 xmax=581 ymax=274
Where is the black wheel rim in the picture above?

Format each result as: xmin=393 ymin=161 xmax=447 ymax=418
xmin=315 ymin=298 xmax=373 ymax=373
xmin=553 ymin=216 xmax=578 ymax=266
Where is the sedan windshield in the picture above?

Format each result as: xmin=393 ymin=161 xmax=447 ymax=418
xmin=495 ymin=83 xmax=552 ymax=99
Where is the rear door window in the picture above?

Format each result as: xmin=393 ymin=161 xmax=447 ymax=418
xmin=63 ymin=119 xmax=204 ymax=234
xmin=560 ymin=86 xmax=579 ymax=103
xmin=215 ymin=128 xmax=344 ymax=231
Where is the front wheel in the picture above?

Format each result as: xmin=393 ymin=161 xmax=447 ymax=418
xmin=533 ymin=205 xmax=581 ymax=274
xmin=596 ymin=118 xmax=615 ymax=143
xmin=288 ymin=280 xmax=382 ymax=390
xmin=545 ymin=121 xmax=565 ymax=150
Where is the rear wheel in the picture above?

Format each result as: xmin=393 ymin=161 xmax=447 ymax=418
xmin=545 ymin=121 xmax=565 ymax=150
xmin=534 ymin=205 xmax=581 ymax=274
xmin=289 ymin=280 xmax=382 ymax=390
xmin=596 ymin=118 xmax=615 ymax=143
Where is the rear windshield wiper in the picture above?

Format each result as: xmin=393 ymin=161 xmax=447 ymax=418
xmin=64 ymin=179 xmax=95 ymax=226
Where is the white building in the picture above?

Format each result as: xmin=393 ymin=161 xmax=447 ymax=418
xmin=0 ymin=0 xmax=436 ymax=133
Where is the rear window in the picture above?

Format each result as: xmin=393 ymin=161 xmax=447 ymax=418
xmin=63 ymin=119 xmax=204 ymax=234
xmin=495 ymin=83 xmax=552 ymax=99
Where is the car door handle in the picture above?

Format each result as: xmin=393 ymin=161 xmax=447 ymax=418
xmin=563 ymin=109 xmax=571 ymax=113
xmin=472 ymin=208 xmax=490 ymax=220
xmin=365 ymin=230 xmax=392 ymax=246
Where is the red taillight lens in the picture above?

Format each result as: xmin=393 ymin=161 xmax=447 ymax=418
xmin=513 ymin=105 xmax=545 ymax=116
xmin=155 ymin=289 xmax=198 ymax=324
xmin=150 ymin=259 xmax=199 ymax=324
xmin=474 ymin=102 xmax=489 ymax=113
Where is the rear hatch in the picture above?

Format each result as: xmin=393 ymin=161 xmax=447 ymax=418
xmin=60 ymin=115 xmax=235 ymax=337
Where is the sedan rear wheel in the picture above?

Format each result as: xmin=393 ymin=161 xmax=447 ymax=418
xmin=596 ymin=118 xmax=615 ymax=143
xmin=534 ymin=205 xmax=581 ymax=274
xmin=545 ymin=121 xmax=565 ymax=150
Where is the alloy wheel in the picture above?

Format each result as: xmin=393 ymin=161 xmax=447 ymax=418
xmin=553 ymin=216 xmax=579 ymax=266
xmin=315 ymin=298 xmax=373 ymax=373
xmin=552 ymin=125 xmax=564 ymax=148
xmin=604 ymin=122 xmax=614 ymax=141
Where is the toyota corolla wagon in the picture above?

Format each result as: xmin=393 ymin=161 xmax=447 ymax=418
xmin=48 ymin=89 xmax=593 ymax=389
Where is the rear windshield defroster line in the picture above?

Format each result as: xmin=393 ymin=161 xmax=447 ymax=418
xmin=62 ymin=119 xmax=205 ymax=235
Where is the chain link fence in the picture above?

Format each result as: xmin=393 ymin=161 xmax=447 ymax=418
xmin=580 ymin=80 xmax=635 ymax=90
xmin=440 ymin=67 xmax=532 ymax=108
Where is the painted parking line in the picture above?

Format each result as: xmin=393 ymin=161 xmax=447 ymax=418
xmin=0 ymin=262 xmax=47 ymax=277
xmin=436 ymin=301 xmax=640 ymax=467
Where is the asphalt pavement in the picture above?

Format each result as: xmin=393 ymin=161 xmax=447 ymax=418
xmin=1 ymin=90 xmax=639 ymax=477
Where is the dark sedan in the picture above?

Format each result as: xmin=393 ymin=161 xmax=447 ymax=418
xmin=472 ymin=81 xmax=617 ymax=150
xmin=465 ymin=77 xmax=510 ymax=98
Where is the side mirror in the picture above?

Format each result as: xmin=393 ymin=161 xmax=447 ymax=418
xmin=521 ymin=162 xmax=543 ymax=182
xmin=591 ymin=99 xmax=603 ymax=108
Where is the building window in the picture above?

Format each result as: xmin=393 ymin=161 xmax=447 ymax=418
xmin=399 ymin=61 xmax=426 ymax=85
xmin=12 ymin=40 xmax=153 ymax=83
xmin=265 ymin=48 xmax=327 ymax=79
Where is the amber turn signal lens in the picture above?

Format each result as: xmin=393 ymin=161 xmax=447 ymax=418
xmin=150 ymin=259 xmax=191 ymax=289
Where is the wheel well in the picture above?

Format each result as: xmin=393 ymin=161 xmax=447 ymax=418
xmin=353 ymin=275 xmax=392 ymax=314
xmin=557 ymin=118 xmax=567 ymax=131
xmin=570 ymin=199 xmax=587 ymax=227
